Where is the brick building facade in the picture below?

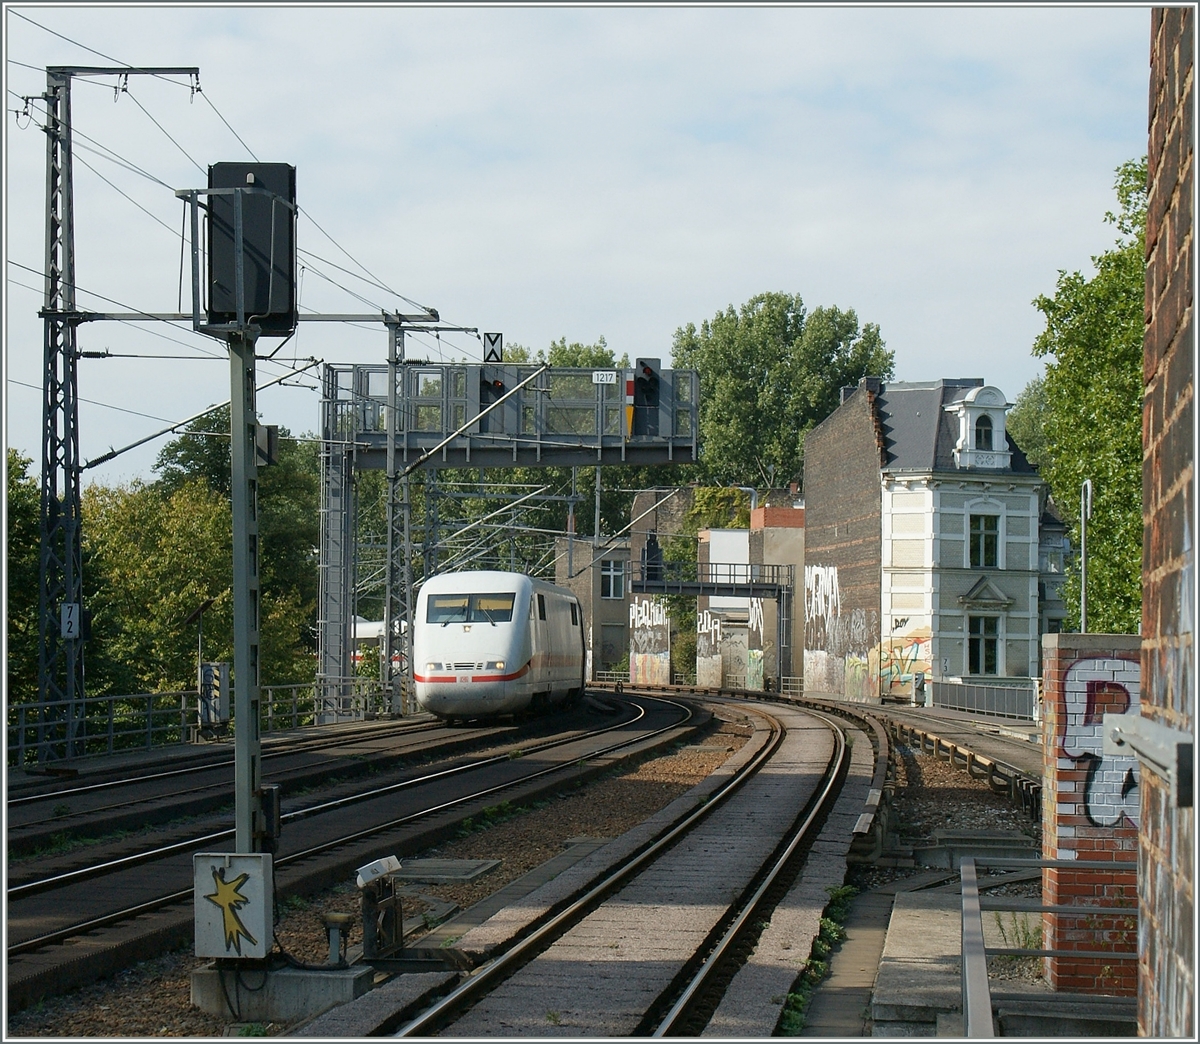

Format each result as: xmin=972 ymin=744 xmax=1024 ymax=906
xmin=803 ymin=377 xmax=1055 ymax=702
xmin=1139 ymin=7 xmax=1194 ymax=1036
xmin=802 ymin=380 xmax=884 ymax=700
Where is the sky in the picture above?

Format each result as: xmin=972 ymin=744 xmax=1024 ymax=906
xmin=4 ymin=4 xmax=1151 ymax=484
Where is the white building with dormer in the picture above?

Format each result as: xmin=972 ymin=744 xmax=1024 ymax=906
xmin=802 ymin=377 xmax=1065 ymax=702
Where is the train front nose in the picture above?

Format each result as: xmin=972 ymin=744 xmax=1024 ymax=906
xmin=415 ymin=657 xmax=519 ymax=717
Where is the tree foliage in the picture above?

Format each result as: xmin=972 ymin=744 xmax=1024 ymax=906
xmin=672 ymin=292 xmax=893 ymax=487
xmin=1031 ymin=158 xmax=1146 ymax=633
xmin=51 ymin=410 xmax=324 ymax=696
xmin=1006 ymin=376 xmax=1048 ymax=467
xmin=83 ymin=479 xmax=234 ymax=694
xmin=6 ymin=449 xmax=41 ymax=701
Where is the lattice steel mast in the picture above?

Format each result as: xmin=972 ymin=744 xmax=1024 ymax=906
xmin=36 ymin=66 xmax=198 ymax=761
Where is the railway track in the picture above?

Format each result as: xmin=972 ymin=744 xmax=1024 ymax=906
xmin=393 ymin=700 xmax=859 ymax=1038
xmin=6 ymin=715 xmax=544 ymax=857
xmin=6 ymin=693 xmax=700 ymax=1011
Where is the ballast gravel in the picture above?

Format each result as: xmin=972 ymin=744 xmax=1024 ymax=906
xmin=5 ymin=723 xmax=748 ymax=1038
xmin=6 ymin=716 xmax=1045 ymax=1037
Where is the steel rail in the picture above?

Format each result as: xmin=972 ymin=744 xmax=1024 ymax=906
xmin=7 ymin=696 xmax=691 ymax=956
xmin=393 ymin=703 xmax=786 ymax=1038
xmin=8 ymin=717 xmax=449 ymax=806
xmin=8 ymin=700 xmax=647 ymax=900
xmin=650 ymin=708 xmax=849 ymax=1036
xmin=7 ymin=722 xmax=454 ymax=821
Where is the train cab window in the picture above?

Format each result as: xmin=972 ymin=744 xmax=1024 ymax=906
xmin=427 ymin=593 xmax=516 ymax=624
xmin=570 ymin=601 xmax=578 ymax=626
xmin=537 ymin=593 xmax=547 ymax=621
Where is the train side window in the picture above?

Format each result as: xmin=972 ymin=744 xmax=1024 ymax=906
xmin=570 ymin=601 xmax=578 ymax=626
xmin=538 ymin=593 xmax=546 ymax=621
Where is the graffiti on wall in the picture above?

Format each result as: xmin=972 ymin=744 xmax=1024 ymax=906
xmin=630 ymin=595 xmax=670 ymax=685
xmin=1057 ymin=656 xmax=1141 ymax=828
xmin=877 ymin=627 xmax=933 ymax=695
xmin=803 ymin=561 xmax=879 ymax=700
xmin=696 ymin=609 xmax=723 ymax=687
xmin=803 ymin=565 xmax=841 ymax=650
xmin=746 ymin=598 xmax=766 ymax=690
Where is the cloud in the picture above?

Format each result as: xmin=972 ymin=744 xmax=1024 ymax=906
xmin=4 ymin=5 xmax=1146 ymax=476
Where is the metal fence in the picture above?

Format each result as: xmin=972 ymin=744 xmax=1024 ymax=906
xmin=931 ymin=680 xmax=1036 ymax=721
xmin=8 ymin=678 xmax=388 ymax=767
xmin=7 ymin=690 xmax=192 ymax=767
xmin=960 ymin=855 xmax=1138 ymax=1037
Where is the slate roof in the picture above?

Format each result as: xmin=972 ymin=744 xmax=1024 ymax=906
xmin=868 ymin=379 xmax=1038 ymax=475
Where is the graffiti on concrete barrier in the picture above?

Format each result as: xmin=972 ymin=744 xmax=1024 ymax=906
xmin=1058 ymin=656 xmax=1141 ymax=828
xmin=630 ymin=594 xmax=670 ymax=685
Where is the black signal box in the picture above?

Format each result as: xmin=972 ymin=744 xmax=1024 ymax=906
xmin=633 ymin=357 xmax=661 ymax=436
xmin=207 ymin=162 xmax=297 ymax=336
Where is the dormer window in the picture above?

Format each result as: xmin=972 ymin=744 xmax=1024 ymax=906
xmin=947 ymin=386 xmax=1012 ymax=470
xmin=975 ymin=415 xmax=993 ymax=451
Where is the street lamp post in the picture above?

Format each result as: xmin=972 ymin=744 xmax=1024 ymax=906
xmin=1080 ymin=479 xmax=1093 ymax=633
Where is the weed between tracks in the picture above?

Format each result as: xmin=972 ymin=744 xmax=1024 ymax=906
xmin=776 ymin=885 xmax=856 ymax=1035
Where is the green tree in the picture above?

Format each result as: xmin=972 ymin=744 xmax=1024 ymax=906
xmin=672 ymin=292 xmax=893 ymax=488
xmin=1031 ymin=158 xmax=1146 ymax=633
xmin=6 ymin=449 xmax=41 ymax=701
xmin=660 ymin=487 xmax=754 ymax=681
xmin=1007 ymin=376 xmax=1048 ymax=467
xmin=82 ymin=479 xmax=234 ymax=694
xmin=154 ymin=407 xmax=232 ymax=497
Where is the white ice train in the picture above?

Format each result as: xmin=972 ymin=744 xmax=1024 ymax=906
xmin=412 ymin=570 xmax=586 ymax=720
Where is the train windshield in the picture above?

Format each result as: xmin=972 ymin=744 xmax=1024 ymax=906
xmin=427 ymin=593 xmax=516 ymax=625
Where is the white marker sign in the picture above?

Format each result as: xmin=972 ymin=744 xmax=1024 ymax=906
xmin=60 ymin=603 xmax=80 ymax=639
xmin=592 ymin=370 xmax=617 ymax=385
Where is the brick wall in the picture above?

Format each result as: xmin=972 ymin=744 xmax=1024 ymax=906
xmin=1141 ymin=8 xmax=1194 ymax=1036
xmin=1040 ymin=633 xmax=1141 ymax=994
xmin=802 ymin=382 xmax=883 ymax=699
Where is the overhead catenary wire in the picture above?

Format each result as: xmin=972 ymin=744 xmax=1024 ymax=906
xmin=8 ymin=271 xmax=324 ymax=383
xmin=123 ymin=89 xmax=205 ymax=175
xmin=7 ymin=379 xmax=177 ymax=424
xmin=77 ymin=358 xmax=323 ymax=471
xmin=8 ymin=10 xmax=198 ymax=89
xmin=196 ymin=90 xmax=259 ymax=162
xmin=73 ymin=152 xmax=181 ymax=241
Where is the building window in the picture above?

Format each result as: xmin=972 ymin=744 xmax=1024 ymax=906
xmin=975 ymin=414 xmax=993 ymax=450
xmin=600 ymin=560 xmax=624 ymax=599
xmin=968 ymin=616 xmax=999 ymax=674
xmin=969 ymin=514 xmax=999 ymax=568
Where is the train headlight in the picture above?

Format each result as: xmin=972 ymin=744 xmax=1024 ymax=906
xmin=486 ymin=660 xmax=505 ymax=671
xmin=426 ymin=662 xmax=442 ymax=672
